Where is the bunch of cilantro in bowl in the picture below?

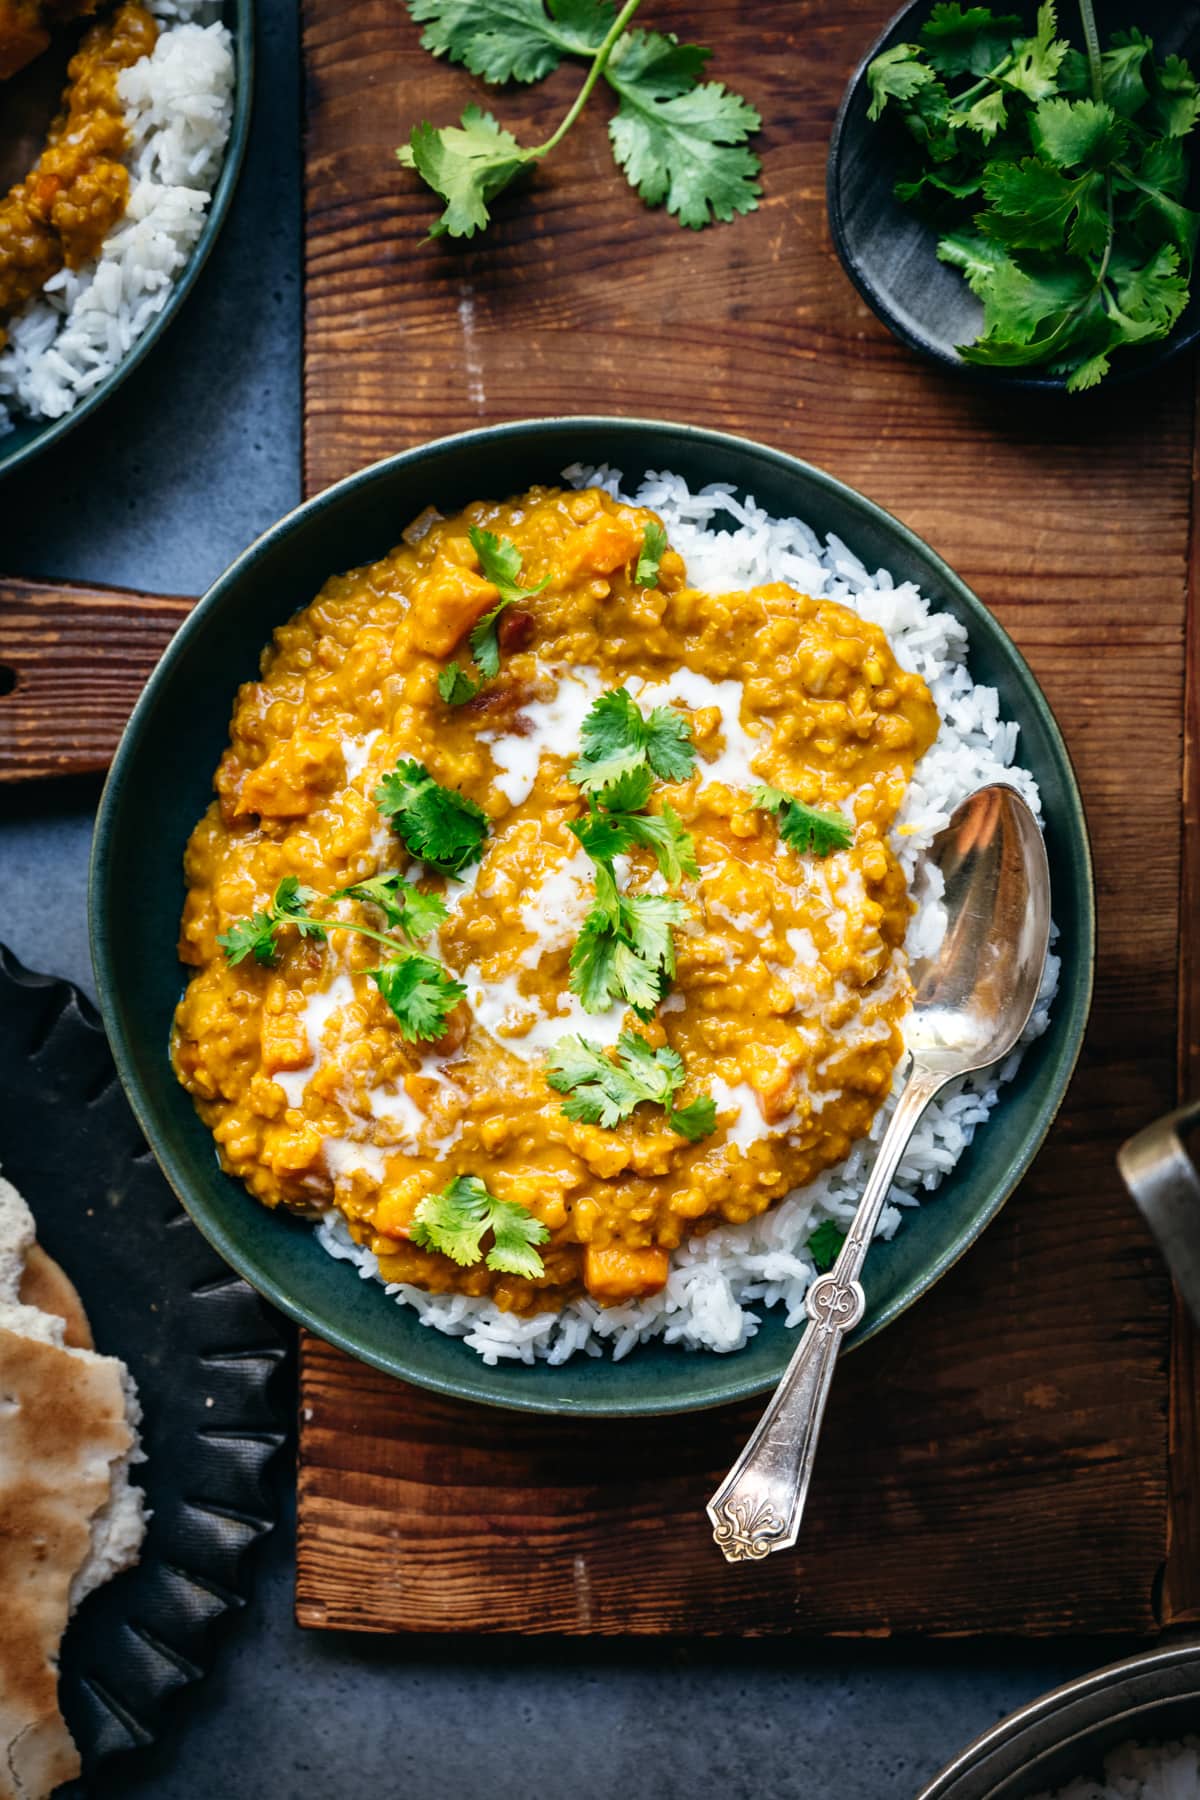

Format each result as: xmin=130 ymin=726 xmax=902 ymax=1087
xmin=867 ymin=2 xmax=1199 ymax=389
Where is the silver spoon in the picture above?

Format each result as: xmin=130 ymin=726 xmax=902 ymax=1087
xmin=707 ymin=783 xmax=1052 ymax=1563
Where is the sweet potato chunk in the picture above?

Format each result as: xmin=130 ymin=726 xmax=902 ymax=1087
xmin=234 ymin=731 xmax=344 ymax=820
xmin=563 ymin=513 xmax=641 ymax=578
xmin=406 ymin=560 xmax=498 ymax=658
xmin=583 ymin=1243 xmax=670 ymax=1304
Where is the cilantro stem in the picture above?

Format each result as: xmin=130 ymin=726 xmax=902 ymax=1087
xmin=1076 ymin=0 xmax=1103 ymax=104
xmin=315 ymin=917 xmax=410 ymax=955
xmin=531 ymin=0 xmax=644 ymax=159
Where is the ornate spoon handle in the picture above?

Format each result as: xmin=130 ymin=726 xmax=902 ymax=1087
xmin=707 ymin=1062 xmax=945 ymax=1563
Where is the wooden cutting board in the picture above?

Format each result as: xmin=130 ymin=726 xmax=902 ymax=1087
xmin=1 ymin=0 xmax=1196 ymax=1638
xmin=291 ymin=0 xmax=1199 ymax=1636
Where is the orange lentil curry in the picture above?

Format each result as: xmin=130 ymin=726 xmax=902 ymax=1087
xmin=0 ymin=1 xmax=154 ymax=333
xmin=172 ymin=487 xmax=940 ymax=1313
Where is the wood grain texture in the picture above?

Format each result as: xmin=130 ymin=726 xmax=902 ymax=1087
xmin=297 ymin=0 xmax=1194 ymax=1635
xmin=1163 ymin=367 xmax=1200 ymax=1628
xmin=0 ymin=580 xmax=192 ymax=781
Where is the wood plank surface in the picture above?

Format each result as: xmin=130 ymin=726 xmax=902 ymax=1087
xmin=1163 ymin=375 xmax=1200 ymax=1629
xmin=0 ymin=579 xmax=192 ymax=781
xmin=296 ymin=0 xmax=1194 ymax=1634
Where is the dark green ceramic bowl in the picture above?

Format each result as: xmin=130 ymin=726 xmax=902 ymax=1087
xmin=89 ymin=418 xmax=1094 ymax=1417
xmin=0 ymin=0 xmax=253 ymax=482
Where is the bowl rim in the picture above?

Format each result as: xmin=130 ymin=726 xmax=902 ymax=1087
xmin=89 ymin=415 xmax=1095 ymax=1415
xmin=916 ymin=1639 xmax=1200 ymax=1798
xmin=0 ymin=0 xmax=256 ymax=483
xmin=825 ymin=0 xmax=1200 ymax=395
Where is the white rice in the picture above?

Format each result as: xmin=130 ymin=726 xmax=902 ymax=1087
xmin=0 ymin=0 xmax=235 ymax=433
xmin=1028 ymin=1736 xmax=1200 ymax=1799
xmin=317 ymin=468 xmax=1061 ymax=1365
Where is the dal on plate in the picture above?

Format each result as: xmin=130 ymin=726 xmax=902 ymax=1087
xmin=170 ymin=469 xmax=1058 ymax=1366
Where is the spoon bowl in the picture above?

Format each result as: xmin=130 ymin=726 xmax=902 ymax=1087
xmin=709 ymin=783 xmax=1052 ymax=1560
xmin=909 ymin=785 xmax=1052 ymax=1077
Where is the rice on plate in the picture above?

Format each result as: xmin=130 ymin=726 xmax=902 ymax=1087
xmin=0 ymin=0 xmax=235 ymax=434
xmin=315 ymin=466 xmax=1060 ymax=1366
xmin=1027 ymin=1735 xmax=1200 ymax=1800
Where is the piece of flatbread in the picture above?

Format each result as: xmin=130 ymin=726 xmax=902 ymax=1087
xmin=0 ymin=1177 xmax=147 ymax=1800
xmin=18 ymin=1250 xmax=92 ymax=1353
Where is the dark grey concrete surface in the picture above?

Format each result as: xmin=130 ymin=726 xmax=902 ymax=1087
xmin=0 ymin=4 xmax=1104 ymax=1794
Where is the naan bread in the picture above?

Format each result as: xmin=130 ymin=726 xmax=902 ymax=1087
xmin=18 ymin=1249 xmax=92 ymax=1352
xmin=0 ymin=1176 xmax=146 ymax=1800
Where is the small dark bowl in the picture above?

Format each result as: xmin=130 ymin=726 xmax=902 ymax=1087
xmin=918 ymin=1639 xmax=1200 ymax=1798
xmin=0 ymin=0 xmax=253 ymax=481
xmin=828 ymin=0 xmax=1200 ymax=392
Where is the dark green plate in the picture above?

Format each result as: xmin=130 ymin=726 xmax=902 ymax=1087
xmin=0 ymin=0 xmax=253 ymax=482
xmin=89 ymin=418 xmax=1094 ymax=1417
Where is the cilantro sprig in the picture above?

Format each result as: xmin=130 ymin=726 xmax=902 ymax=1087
xmin=546 ymin=1028 xmax=716 ymax=1139
xmin=570 ymin=685 xmax=696 ymax=796
xmin=571 ymin=864 xmax=688 ymax=1016
xmin=752 ymin=784 xmax=854 ymax=859
xmin=867 ymin=2 xmax=1200 ymax=389
xmin=217 ymin=875 xmax=464 ymax=1043
xmin=374 ymin=759 xmax=489 ymax=875
xmin=398 ymin=0 xmax=762 ymax=239
xmin=807 ymin=1220 xmax=846 ymax=1274
xmin=635 ymin=519 xmax=668 ymax=588
xmin=439 ymin=527 xmax=549 ymax=706
xmin=410 ymin=1174 xmax=550 ymax=1278
xmin=565 ymin=689 xmax=699 ymax=1016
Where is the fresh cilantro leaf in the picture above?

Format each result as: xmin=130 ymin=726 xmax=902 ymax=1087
xmin=569 ymin=796 xmax=696 ymax=888
xmin=468 ymin=525 xmax=549 ymax=605
xmin=752 ymin=785 xmax=854 ymax=858
xmin=572 ymin=687 xmax=697 ymax=796
xmin=272 ymin=876 xmax=328 ymax=940
xmin=569 ymin=879 xmax=687 ymax=1018
xmin=665 ymin=1095 xmax=718 ymax=1141
xmin=1110 ymin=243 xmax=1189 ymax=333
xmin=807 ymin=1220 xmax=846 ymax=1274
xmin=572 ymin=688 xmax=647 ymax=793
xmin=620 ymin=804 xmax=698 ymax=886
xmin=948 ymin=88 xmax=1009 ymax=141
xmin=398 ymin=105 xmax=530 ymax=240
xmin=547 ymin=1029 xmax=678 ymax=1124
xmin=569 ymin=808 xmax=639 ymax=867
xmin=463 ymin=526 xmax=549 ymax=680
xmin=1149 ymin=52 xmax=1200 ymax=140
xmin=1032 ymin=97 xmax=1124 ymax=168
xmin=334 ymin=874 xmax=448 ymax=942
xmin=371 ymin=951 xmax=465 ymax=1042
xmin=1098 ymin=29 xmax=1151 ymax=120
xmin=606 ymin=30 xmax=762 ymax=229
xmin=937 ymin=229 xmax=1013 ymax=293
xmin=439 ymin=662 xmax=481 ymax=706
xmin=593 ymin=763 xmax=657 ymax=815
xmin=636 ymin=519 xmax=667 ymax=587
xmin=642 ymin=705 xmax=697 ymax=783
xmin=405 ymin=0 xmax=613 ymax=85
xmin=919 ymin=5 xmax=1020 ymax=80
xmin=546 ymin=1027 xmax=715 ymax=1139
xmin=978 ymin=157 xmax=1107 ymax=255
xmin=374 ymin=759 xmax=489 ymax=876
xmin=867 ymin=43 xmax=936 ymax=121
xmin=409 ymin=1173 xmax=549 ymax=1278
xmin=1005 ymin=1 xmax=1068 ymax=103
xmin=218 ymin=911 xmax=278 ymax=967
